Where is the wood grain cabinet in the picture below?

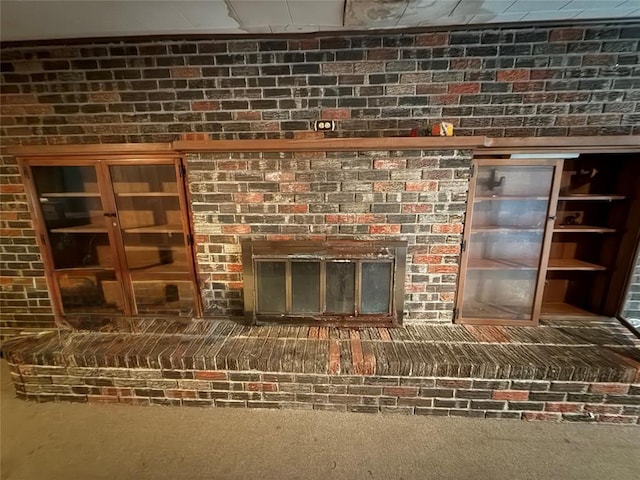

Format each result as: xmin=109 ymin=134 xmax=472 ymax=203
xmin=456 ymin=154 xmax=640 ymax=325
xmin=20 ymin=156 xmax=202 ymax=319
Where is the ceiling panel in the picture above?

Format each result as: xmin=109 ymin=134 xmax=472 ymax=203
xmin=1 ymin=0 xmax=639 ymax=42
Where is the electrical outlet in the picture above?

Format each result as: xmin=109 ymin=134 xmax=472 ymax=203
xmin=314 ymin=120 xmax=336 ymax=131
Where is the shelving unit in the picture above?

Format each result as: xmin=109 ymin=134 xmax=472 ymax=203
xmin=457 ymin=152 xmax=640 ymax=325
xmin=21 ymin=158 xmax=201 ymax=318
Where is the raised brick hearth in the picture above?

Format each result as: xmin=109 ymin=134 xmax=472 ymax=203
xmin=4 ymin=317 xmax=640 ymax=423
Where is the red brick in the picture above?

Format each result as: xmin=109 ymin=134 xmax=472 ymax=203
xmin=171 ymin=67 xmax=202 ymax=78
xmin=374 ymin=159 xmax=407 ymax=169
xmin=493 ymin=390 xmax=529 ymax=401
xmin=545 ymin=402 xmax=583 ymax=413
xmin=266 ymin=234 xmax=294 ymax=241
xmin=0 ymin=184 xmax=24 ymax=193
xmin=405 ymin=181 xmax=437 ymax=192
xmin=406 ymin=284 xmax=426 ymax=293
xmin=217 ymin=160 xmax=246 ymax=170
xmin=1 ymin=94 xmax=37 ymax=104
xmin=222 ymin=225 xmax=251 ymax=234
xmin=430 ymin=244 xmax=460 ymax=254
xmin=497 ymin=69 xmax=530 ymax=82
xmin=234 ymin=111 xmax=261 ymax=120
xmin=192 ymin=101 xmax=220 ymax=111
xmin=329 ymin=341 xmax=341 ymax=375
xmin=90 ymin=92 xmax=121 ymax=102
xmin=356 ymin=214 xmax=384 ymax=224
xmin=321 ymin=108 xmax=351 ymax=120
xmin=550 ymin=28 xmax=584 ymax=42
xmin=278 ymin=204 xmax=308 ymax=214
xmin=416 ymin=33 xmax=449 ymax=46
xmin=233 ymin=193 xmax=264 ymax=203
xmin=439 ymin=292 xmax=455 ymax=301
xmin=588 ymin=383 xmax=630 ymax=394
xmin=432 ymin=224 xmax=463 ymax=234
xmin=247 ymin=382 xmax=277 ymax=392
xmin=413 ymin=255 xmax=442 ymax=264
xmin=530 ymin=69 xmax=559 ymax=80
xmin=181 ymin=133 xmax=210 ymax=141
xmin=402 ymin=204 xmax=432 ymax=213
xmin=326 ymin=214 xmax=355 ymax=224
xmin=448 ymin=83 xmax=480 ymax=94
xmin=370 ymin=224 xmax=401 ymax=234
xmin=428 ymin=265 xmax=458 ymax=273
xmin=384 ymin=387 xmax=419 ymax=397
xmin=450 ymin=58 xmax=481 ymax=70
xmin=194 ymin=371 xmax=228 ymax=381
xmin=523 ymin=412 xmax=561 ymax=421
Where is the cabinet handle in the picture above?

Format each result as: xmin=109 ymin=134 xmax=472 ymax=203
xmin=103 ymin=212 xmax=117 ymax=217
xmin=548 ymin=215 xmax=557 ymax=220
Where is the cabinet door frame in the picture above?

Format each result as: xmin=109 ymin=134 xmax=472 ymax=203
xmin=455 ymin=157 xmax=563 ymax=326
xmin=18 ymin=155 xmax=202 ymax=319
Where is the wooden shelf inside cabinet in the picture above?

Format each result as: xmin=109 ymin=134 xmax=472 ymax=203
xmin=123 ymin=224 xmax=184 ymax=234
xmin=468 ymin=258 xmax=539 ymax=270
xmin=50 ymin=223 xmax=107 ymax=233
xmin=547 ymin=259 xmax=607 ymax=271
xmin=558 ymin=194 xmax=626 ymax=201
xmin=472 ymin=226 xmax=541 ymax=232
xmin=40 ymin=192 xmax=101 ymax=198
xmin=540 ymin=302 xmax=596 ymax=317
xmin=115 ymin=192 xmax=179 ymax=197
xmin=474 ymin=195 xmax=549 ymax=202
xmin=54 ymin=267 xmax=115 ymax=274
xmin=553 ymin=225 xmax=616 ymax=233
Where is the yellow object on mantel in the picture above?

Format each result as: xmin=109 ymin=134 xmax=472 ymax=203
xmin=431 ymin=122 xmax=454 ymax=137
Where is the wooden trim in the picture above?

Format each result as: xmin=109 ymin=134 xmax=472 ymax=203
xmin=9 ymin=143 xmax=174 ymax=156
xmin=8 ymin=136 xmax=640 ymax=157
xmin=173 ymin=137 xmax=485 ymax=152
xmin=484 ymin=136 xmax=640 ymax=149
xmin=530 ymin=159 xmax=565 ymax=324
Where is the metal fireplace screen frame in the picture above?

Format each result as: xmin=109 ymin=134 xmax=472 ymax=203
xmin=241 ymin=241 xmax=407 ymax=326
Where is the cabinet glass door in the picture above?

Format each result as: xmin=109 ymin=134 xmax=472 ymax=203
xmin=31 ymin=165 xmax=126 ymax=314
xmin=459 ymin=163 xmax=557 ymax=322
xmin=109 ymin=163 xmax=195 ymax=315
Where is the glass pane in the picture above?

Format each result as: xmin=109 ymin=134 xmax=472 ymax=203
xmin=461 ymin=270 xmax=537 ymax=320
xmin=109 ymin=165 xmax=187 ymax=275
xmin=32 ymin=166 xmax=111 ymax=269
xmin=132 ymin=280 xmax=194 ymax=315
xmin=326 ymin=262 xmax=355 ymax=314
xmin=291 ymin=262 xmax=320 ymax=313
xmin=48 ymin=233 xmax=114 ymax=269
xmin=361 ymin=262 xmax=392 ymax=314
xmin=462 ymin=165 xmax=555 ymax=320
xmin=56 ymin=271 xmax=125 ymax=314
xmin=256 ymin=261 xmax=286 ymax=313
xmin=621 ymin=248 xmax=640 ymax=333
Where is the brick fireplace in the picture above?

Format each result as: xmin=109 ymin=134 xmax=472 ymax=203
xmin=186 ymin=148 xmax=470 ymax=322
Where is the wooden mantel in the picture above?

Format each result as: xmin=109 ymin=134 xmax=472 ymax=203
xmin=8 ymin=135 xmax=640 ymax=156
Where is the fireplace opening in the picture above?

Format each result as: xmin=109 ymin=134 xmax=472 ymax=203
xmin=242 ymin=241 xmax=407 ymax=325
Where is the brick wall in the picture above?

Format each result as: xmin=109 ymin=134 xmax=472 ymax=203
xmin=188 ymin=149 xmax=470 ymax=319
xmin=8 ymin=363 xmax=640 ymax=423
xmin=1 ymin=22 xmax=639 ymax=338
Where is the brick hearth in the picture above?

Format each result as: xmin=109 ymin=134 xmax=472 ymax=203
xmin=4 ymin=318 xmax=640 ymax=423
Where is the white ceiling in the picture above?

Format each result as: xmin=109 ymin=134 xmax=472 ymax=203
xmin=1 ymin=0 xmax=639 ymax=42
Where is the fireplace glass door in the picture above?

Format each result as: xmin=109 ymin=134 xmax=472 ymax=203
xmin=243 ymin=241 xmax=406 ymax=324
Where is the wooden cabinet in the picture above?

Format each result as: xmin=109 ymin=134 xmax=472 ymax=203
xmin=457 ymin=154 xmax=640 ymax=325
xmin=20 ymin=156 xmax=201 ymax=319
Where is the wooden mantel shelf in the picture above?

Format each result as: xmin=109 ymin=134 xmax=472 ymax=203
xmin=8 ymin=135 xmax=640 ymax=156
